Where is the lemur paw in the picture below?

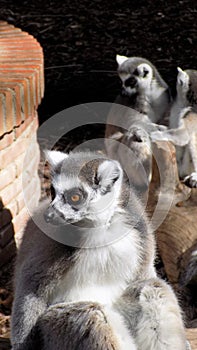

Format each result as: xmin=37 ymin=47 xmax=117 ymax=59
xmin=184 ymin=172 xmax=197 ymax=188
xmin=157 ymin=125 xmax=167 ymax=131
xmin=151 ymin=130 xmax=167 ymax=142
xmin=124 ymin=126 xmax=149 ymax=145
xmin=139 ymin=278 xmax=167 ymax=303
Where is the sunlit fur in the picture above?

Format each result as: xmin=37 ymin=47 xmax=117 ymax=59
xmin=116 ymin=55 xmax=171 ymax=123
xmin=151 ymin=67 xmax=197 ymax=187
xmin=11 ymin=151 xmax=187 ymax=350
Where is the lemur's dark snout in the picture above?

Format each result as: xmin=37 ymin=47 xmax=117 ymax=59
xmin=44 ymin=208 xmax=55 ymax=223
xmin=125 ymin=76 xmax=137 ymax=88
xmin=44 ymin=207 xmax=64 ymax=226
xmin=121 ymin=87 xmax=128 ymax=96
xmin=130 ymin=133 xmax=143 ymax=142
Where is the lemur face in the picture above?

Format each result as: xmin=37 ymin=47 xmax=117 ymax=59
xmin=177 ymin=67 xmax=197 ymax=108
xmin=44 ymin=151 xmax=123 ymax=225
xmin=116 ymin=55 xmax=153 ymax=96
xmin=176 ymin=67 xmax=190 ymax=98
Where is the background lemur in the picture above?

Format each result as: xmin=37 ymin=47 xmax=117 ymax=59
xmin=105 ymin=106 xmax=167 ymax=199
xmin=105 ymin=56 xmax=171 ymax=195
xmin=11 ymin=150 xmax=188 ymax=350
xmin=105 ymin=110 xmax=152 ymax=199
xmin=116 ymin=54 xmax=171 ymax=124
xmin=151 ymin=67 xmax=197 ymax=187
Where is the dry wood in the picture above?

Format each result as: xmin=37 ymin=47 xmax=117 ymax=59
xmin=186 ymin=328 xmax=197 ymax=349
xmin=156 ymin=205 xmax=197 ymax=284
xmin=148 ymin=141 xmax=197 ymax=286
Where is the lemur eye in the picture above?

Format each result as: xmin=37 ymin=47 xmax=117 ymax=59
xmin=66 ymin=188 xmax=84 ymax=206
xmin=70 ymin=194 xmax=81 ymax=203
xmin=125 ymin=76 xmax=137 ymax=88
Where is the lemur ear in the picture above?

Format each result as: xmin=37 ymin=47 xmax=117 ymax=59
xmin=109 ymin=131 xmax=124 ymax=141
xmin=137 ymin=63 xmax=152 ymax=78
xmin=177 ymin=67 xmax=189 ymax=86
xmin=116 ymin=54 xmax=128 ymax=66
xmin=44 ymin=150 xmax=68 ymax=168
xmin=96 ymin=160 xmax=123 ymax=193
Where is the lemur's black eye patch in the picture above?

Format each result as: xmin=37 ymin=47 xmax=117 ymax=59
xmin=64 ymin=188 xmax=87 ymax=208
xmin=125 ymin=76 xmax=137 ymax=88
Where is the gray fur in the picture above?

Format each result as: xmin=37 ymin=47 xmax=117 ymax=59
xmin=105 ymin=106 xmax=167 ymax=198
xmin=33 ymin=302 xmax=120 ymax=350
xmin=11 ymin=151 xmax=187 ymax=350
xmin=116 ymin=55 xmax=171 ymax=123
xmin=151 ymin=67 xmax=197 ymax=187
xmin=105 ymin=55 xmax=171 ymax=194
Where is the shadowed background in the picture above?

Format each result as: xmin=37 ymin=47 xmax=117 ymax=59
xmin=1 ymin=0 xmax=196 ymax=123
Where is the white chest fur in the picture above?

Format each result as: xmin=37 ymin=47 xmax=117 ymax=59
xmin=50 ymin=226 xmax=143 ymax=306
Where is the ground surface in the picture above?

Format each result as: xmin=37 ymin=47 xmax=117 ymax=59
xmin=0 ymin=0 xmax=197 ymax=348
xmin=1 ymin=0 xmax=197 ymax=122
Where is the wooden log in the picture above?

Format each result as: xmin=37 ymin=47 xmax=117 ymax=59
xmin=148 ymin=141 xmax=197 ymax=287
xmin=186 ymin=328 xmax=197 ymax=349
xmin=156 ymin=205 xmax=197 ymax=284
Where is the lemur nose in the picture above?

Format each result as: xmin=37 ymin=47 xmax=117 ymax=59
xmin=121 ymin=87 xmax=128 ymax=96
xmin=44 ymin=208 xmax=55 ymax=223
xmin=125 ymin=76 xmax=137 ymax=88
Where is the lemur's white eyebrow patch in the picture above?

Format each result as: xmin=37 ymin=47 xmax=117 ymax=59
xmin=53 ymin=174 xmax=82 ymax=192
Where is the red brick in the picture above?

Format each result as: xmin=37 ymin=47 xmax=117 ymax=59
xmin=0 ymin=93 xmax=6 ymax=135
xmin=0 ymin=34 xmax=28 ymax=40
xmin=0 ymin=131 xmax=15 ymax=151
xmin=0 ymin=71 xmax=36 ymax=115
xmin=34 ymin=112 xmax=39 ymax=129
xmin=14 ymin=114 xmax=36 ymax=139
xmin=0 ymin=163 xmax=16 ymax=191
xmin=0 ymin=21 xmax=9 ymax=26
xmin=0 ymin=239 xmax=16 ymax=267
xmin=23 ymin=177 xmax=41 ymax=212
xmin=21 ymin=116 xmax=39 ymax=141
xmin=0 ymin=51 xmax=42 ymax=58
xmin=12 ymin=206 xmax=29 ymax=234
xmin=0 ymin=20 xmax=44 ymax=265
xmin=0 ymin=118 xmax=38 ymax=170
xmin=0 ymin=78 xmax=29 ymax=120
xmin=0 ymin=137 xmax=27 ymax=170
xmin=0 ymin=89 xmax=14 ymax=133
xmin=6 ymin=199 xmax=18 ymax=217
xmin=16 ymin=191 xmax=25 ymax=213
xmin=0 ymin=223 xmax=14 ymax=248
xmin=0 ymin=43 xmax=39 ymax=51
xmin=0 ymin=175 xmax=22 ymax=206
xmin=23 ymin=155 xmax=40 ymax=188
xmin=18 ymin=169 xmax=41 ymax=213
xmin=0 ymin=23 xmax=14 ymax=28
xmin=0 ymin=80 xmax=23 ymax=125
xmin=15 ymin=152 xmax=25 ymax=178
xmin=0 ymin=26 xmax=21 ymax=32
xmin=0 ymin=62 xmax=43 ymax=103
xmin=0 ymin=48 xmax=41 ymax=54
xmin=0 ymin=32 xmax=26 ymax=38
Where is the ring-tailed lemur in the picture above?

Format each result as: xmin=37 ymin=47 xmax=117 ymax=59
xmin=11 ymin=151 xmax=188 ymax=350
xmin=105 ymin=121 xmax=152 ymax=199
xmin=116 ymin=54 xmax=171 ymax=124
xmin=105 ymin=56 xmax=171 ymax=193
xmin=151 ymin=67 xmax=197 ymax=187
xmin=105 ymin=105 xmax=167 ymax=198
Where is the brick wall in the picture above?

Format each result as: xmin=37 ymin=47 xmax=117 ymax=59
xmin=0 ymin=21 xmax=44 ymax=266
